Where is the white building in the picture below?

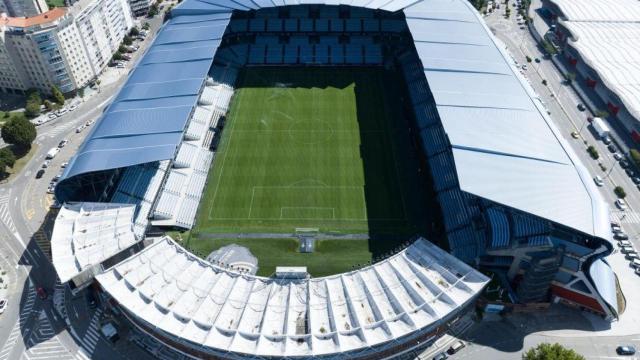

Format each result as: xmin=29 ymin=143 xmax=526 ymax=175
xmin=0 ymin=0 xmax=133 ymax=95
xmin=128 ymin=0 xmax=151 ymax=16
xmin=70 ymin=0 xmax=134 ymax=76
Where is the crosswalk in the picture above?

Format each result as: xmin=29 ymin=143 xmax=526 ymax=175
xmin=611 ymin=210 xmax=640 ymax=224
xmin=79 ymin=309 xmax=103 ymax=356
xmin=32 ymin=230 xmax=50 ymax=261
xmin=0 ymin=280 xmax=36 ymax=360
xmin=0 ymin=192 xmax=16 ymax=233
xmin=24 ymin=311 xmax=75 ymax=360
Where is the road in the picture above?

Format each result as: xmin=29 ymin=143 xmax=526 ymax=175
xmin=0 ymin=13 xmax=166 ymax=360
xmin=440 ymin=3 xmax=640 ymax=359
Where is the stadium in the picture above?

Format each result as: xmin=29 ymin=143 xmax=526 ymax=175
xmin=50 ymin=0 xmax=619 ymax=358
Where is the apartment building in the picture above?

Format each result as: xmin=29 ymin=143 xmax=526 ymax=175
xmin=70 ymin=0 xmax=134 ymax=76
xmin=0 ymin=0 xmax=133 ymax=95
xmin=128 ymin=0 xmax=151 ymax=16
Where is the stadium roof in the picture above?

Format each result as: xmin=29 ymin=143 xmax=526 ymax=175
xmin=51 ymin=202 xmax=139 ymax=283
xmin=96 ymin=236 xmax=489 ymax=357
xmin=57 ymin=0 xmax=611 ymax=240
xmin=559 ymin=21 xmax=640 ymax=123
xmin=403 ymin=0 xmax=610 ymax=240
xmin=548 ymin=0 xmax=640 ymax=22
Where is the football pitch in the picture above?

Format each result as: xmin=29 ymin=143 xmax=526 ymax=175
xmin=193 ymin=67 xmax=427 ymax=238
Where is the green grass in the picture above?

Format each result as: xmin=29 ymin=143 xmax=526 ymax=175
xmin=194 ymin=67 xmax=426 ymax=236
xmin=189 ymin=67 xmax=428 ymax=276
xmin=45 ymin=0 xmax=65 ymax=8
xmin=185 ymin=237 xmax=372 ymax=277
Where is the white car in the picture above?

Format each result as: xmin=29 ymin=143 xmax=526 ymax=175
xmin=593 ymin=176 xmax=604 ymax=187
xmin=116 ymin=63 xmax=125 ymax=69
xmin=56 ymin=108 xmax=68 ymax=116
xmin=47 ymin=113 xmax=57 ymax=120
xmin=0 ymin=299 xmax=6 ymax=314
xmin=69 ymin=104 xmax=77 ymax=111
xmin=616 ymin=198 xmax=628 ymax=211
xmin=614 ymin=153 xmax=623 ymax=161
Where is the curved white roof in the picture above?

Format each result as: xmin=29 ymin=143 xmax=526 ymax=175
xmin=549 ymin=0 xmax=640 ymax=22
xmin=51 ymin=203 xmax=139 ymax=283
xmin=96 ymin=237 xmax=489 ymax=357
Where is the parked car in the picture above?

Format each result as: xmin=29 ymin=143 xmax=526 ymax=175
xmin=614 ymin=232 xmax=629 ymax=240
xmin=571 ymin=131 xmax=579 ymax=139
xmin=577 ymin=103 xmax=586 ymax=111
xmin=50 ymin=199 xmax=61 ymax=209
xmin=626 ymin=252 xmax=640 ymax=261
xmin=612 ymin=224 xmax=622 ymax=232
xmin=86 ymin=291 xmax=98 ymax=310
xmin=433 ymin=352 xmax=448 ymax=360
xmin=69 ymin=104 xmax=77 ymax=111
xmin=47 ymin=113 xmax=57 ymax=120
xmin=620 ymin=159 xmax=630 ymax=168
xmin=447 ymin=341 xmax=466 ymax=355
xmin=633 ymin=177 xmax=640 ymax=185
xmin=116 ymin=63 xmax=125 ymax=69
xmin=617 ymin=346 xmax=636 ymax=355
xmin=621 ymin=246 xmax=636 ymax=254
xmin=626 ymin=168 xmax=635 ymax=177
xmin=608 ymin=144 xmax=617 ymax=153
xmin=35 ymin=169 xmax=45 ymax=179
xmin=0 ymin=299 xmax=6 ymax=314
xmin=635 ymin=268 xmax=640 ymax=276
xmin=616 ymin=198 xmax=628 ymax=210
xmin=613 ymin=153 xmax=623 ymax=161
xmin=61 ymin=162 xmax=68 ymax=168
xmin=42 ymin=160 xmax=51 ymax=168
xmin=619 ymin=240 xmax=632 ymax=247
xmin=56 ymin=108 xmax=68 ymax=116
xmin=58 ymin=139 xmax=68 ymax=148
xmin=593 ymin=176 xmax=604 ymax=186
xmin=76 ymin=125 xmax=84 ymax=133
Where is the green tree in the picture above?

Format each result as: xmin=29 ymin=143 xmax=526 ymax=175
xmin=122 ymin=35 xmax=133 ymax=46
xmin=1 ymin=116 xmax=36 ymax=150
xmin=119 ymin=44 xmax=128 ymax=53
xmin=523 ymin=343 xmax=585 ymax=360
xmin=595 ymin=110 xmax=610 ymax=118
xmin=129 ymin=26 xmax=140 ymax=36
xmin=148 ymin=4 xmax=159 ymax=17
xmin=630 ymin=149 xmax=640 ymax=168
xmin=24 ymin=89 xmax=42 ymax=118
xmin=565 ymin=72 xmax=576 ymax=84
xmin=142 ymin=22 xmax=150 ymax=30
xmin=0 ymin=147 xmax=16 ymax=168
xmin=43 ymin=99 xmax=54 ymax=112
xmin=51 ymin=85 xmax=65 ymax=106
xmin=615 ymin=186 xmax=626 ymax=199
xmin=78 ymin=88 xmax=85 ymax=98
xmin=112 ymin=52 xmax=123 ymax=62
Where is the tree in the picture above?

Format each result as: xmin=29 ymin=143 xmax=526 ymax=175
xmin=1 ymin=116 xmax=36 ymax=150
xmin=542 ymin=79 xmax=548 ymax=86
xmin=51 ymin=85 xmax=65 ymax=106
xmin=24 ymin=89 xmax=42 ymax=118
xmin=615 ymin=186 xmax=626 ymax=199
xmin=630 ymin=149 xmax=640 ymax=168
xmin=142 ymin=22 xmax=150 ymax=30
xmin=122 ymin=35 xmax=133 ymax=46
xmin=565 ymin=72 xmax=576 ymax=84
xmin=0 ymin=147 xmax=16 ymax=168
xmin=78 ymin=88 xmax=85 ymax=98
xmin=148 ymin=4 xmax=159 ymax=17
xmin=595 ymin=110 xmax=610 ymax=118
xmin=523 ymin=343 xmax=585 ymax=360
xmin=129 ymin=27 xmax=140 ymax=37
xmin=43 ymin=99 xmax=54 ymax=112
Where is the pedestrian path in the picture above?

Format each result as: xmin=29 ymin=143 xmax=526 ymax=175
xmin=24 ymin=311 xmax=75 ymax=360
xmin=79 ymin=309 xmax=102 ymax=357
xmin=0 ymin=281 xmax=37 ymax=360
xmin=611 ymin=210 xmax=640 ymax=224
xmin=0 ymin=192 xmax=16 ymax=233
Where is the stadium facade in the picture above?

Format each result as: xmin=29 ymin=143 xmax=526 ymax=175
xmin=543 ymin=0 xmax=640 ymax=141
xmin=51 ymin=0 xmax=620 ymax=357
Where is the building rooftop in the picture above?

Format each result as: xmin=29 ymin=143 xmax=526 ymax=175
xmin=96 ymin=236 xmax=489 ymax=357
xmin=51 ymin=202 xmax=140 ymax=283
xmin=1 ymin=7 xmax=66 ymax=28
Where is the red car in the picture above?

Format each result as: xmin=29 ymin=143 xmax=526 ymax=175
xmin=36 ymin=287 xmax=47 ymax=300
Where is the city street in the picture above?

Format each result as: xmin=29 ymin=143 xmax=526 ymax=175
xmin=0 ymin=13 xmax=165 ymax=360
